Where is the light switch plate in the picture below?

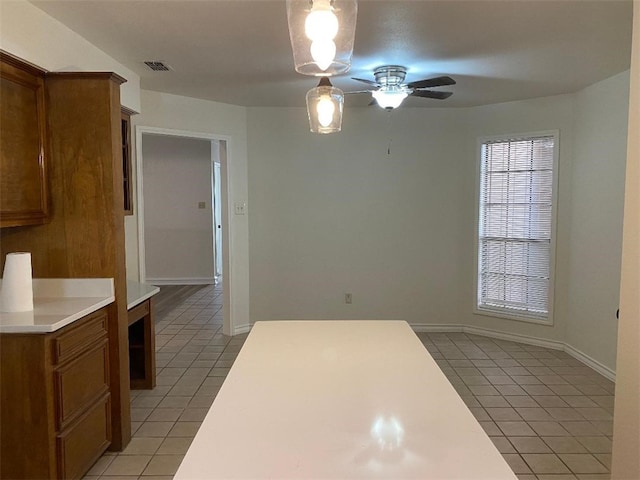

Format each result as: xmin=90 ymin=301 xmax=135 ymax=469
xmin=198 ymin=201 xmax=206 ymax=209
xmin=234 ymin=202 xmax=247 ymax=215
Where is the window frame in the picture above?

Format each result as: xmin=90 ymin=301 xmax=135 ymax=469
xmin=473 ymin=130 xmax=560 ymax=326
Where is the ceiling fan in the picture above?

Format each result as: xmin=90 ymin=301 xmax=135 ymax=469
xmin=348 ymin=65 xmax=456 ymax=109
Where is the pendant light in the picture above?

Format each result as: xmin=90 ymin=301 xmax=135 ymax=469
xmin=306 ymin=77 xmax=344 ymax=134
xmin=287 ymin=0 xmax=358 ymax=76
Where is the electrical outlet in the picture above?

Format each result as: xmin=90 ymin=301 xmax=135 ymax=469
xmin=345 ymin=293 xmax=352 ymax=304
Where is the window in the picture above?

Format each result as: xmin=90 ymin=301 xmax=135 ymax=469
xmin=476 ymin=132 xmax=558 ymax=323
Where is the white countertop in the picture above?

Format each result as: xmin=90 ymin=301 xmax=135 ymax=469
xmin=175 ymin=320 xmax=517 ymax=480
xmin=126 ymin=280 xmax=160 ymax=310
xmin=0 ymin=278 xmax=114 ymax=333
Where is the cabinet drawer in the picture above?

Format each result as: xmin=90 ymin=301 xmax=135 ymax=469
xmin=53 ymin=309 xmax=108 ymax=364
xmin=54 ymin=339 xmax=109 ymax=430
xmin=57 ymin=393 xmax=111 ymax=480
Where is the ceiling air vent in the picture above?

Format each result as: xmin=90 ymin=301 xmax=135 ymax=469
xmin=143 ymin=61 xmax=172 ymax=72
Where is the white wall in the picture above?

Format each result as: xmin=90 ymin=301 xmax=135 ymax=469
xmin=0 ymin=0 xmax=140 ymax=111
xmin=142 ymin=135 xmax=215 ymax=283
xmin=462 ymin=74 xmax=630 ymax=372
xmin=612 ymin=2 xmax=640 ymax=476
xmin=247 ymin=74 xmax=630 ymax=372
xmin=463 ymin=94 xmax=577 ymax=345
xmin=248 ymin=107 xmax=471 ymax=324
xmin=566 ymin=71 xmax=630 ymax=370
xmin=131 ymin=90 xmax=250 ymax=332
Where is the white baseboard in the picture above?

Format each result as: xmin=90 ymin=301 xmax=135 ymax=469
xmin=233 ymin=324 xmax=252 ymax=335
xmin=412 ymin=323 xmax=616 ymax=382
xmin=563 ymin=343 xmax=616 ymax=382
xmin=413 ymin=324 xmax=466 ymax=333
xmin=145 ymin=277 xmax=216 ymax=286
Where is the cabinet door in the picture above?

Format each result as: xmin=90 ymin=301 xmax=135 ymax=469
xmin=54 ymin=339 xmax=110 ymax=431
xmin=0 ymin=53 xmax=49 ymax=228
xmin=122 ymin=110 xmax=133 ymax=215
xmin=56 ymin=393 xmax=111 ymax=480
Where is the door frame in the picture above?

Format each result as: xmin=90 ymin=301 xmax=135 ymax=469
xmin=135 ymin=126 xmax=235 ymax=335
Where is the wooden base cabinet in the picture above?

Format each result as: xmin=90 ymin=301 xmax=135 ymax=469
xmin=128 ymin=298 xmax=156 ymax=390
xmin=0 ymin=308 xmax=111 ymax=479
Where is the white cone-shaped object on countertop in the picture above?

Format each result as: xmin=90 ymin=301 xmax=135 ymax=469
xmin=0 ymin=252 xmax=34 ymax=312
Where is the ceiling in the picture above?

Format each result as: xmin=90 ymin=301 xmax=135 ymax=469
xmin=31 ymin=0 xmax=633 ymax=108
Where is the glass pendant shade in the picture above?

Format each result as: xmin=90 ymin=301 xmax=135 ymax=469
xmin=372 ymin=88 xmax=409 ymax=109
xmin=306 ymin=77 xmax=344 ymax=134
xmin=287 ymin=0 xmax=357 ymax=76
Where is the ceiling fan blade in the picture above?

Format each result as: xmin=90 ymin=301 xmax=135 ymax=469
xmin=352 ymin=77 xmax=381 ymax=87
xmin=406 ymin=76 xmax=456 ymax=89
xmin=344 ymin=90 xmax=375 ymax=95
xmin=410 ymin=90 xmax=453 ymax=100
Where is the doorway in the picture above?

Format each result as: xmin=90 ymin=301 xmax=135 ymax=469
xmin=212 ymin=142 xmax=223 ymax=282
xmin=136 ymin=126 xmax=233 ymax=335
xmin=142 ymin=134 xmax=216 ymax=283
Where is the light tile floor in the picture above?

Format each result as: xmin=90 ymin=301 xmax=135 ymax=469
xmin=418 ymin=332 xmax=614 ymax=480
xmin=84 ymin=284 xmax=614 ymax=480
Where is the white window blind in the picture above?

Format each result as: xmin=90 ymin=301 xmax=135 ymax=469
xmin=477 ymin=134 xmax=556 ymax=320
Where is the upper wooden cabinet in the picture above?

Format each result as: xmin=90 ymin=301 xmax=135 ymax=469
xmin=0 ymin=53 xmax=135 ymax=224
xmin=0 ymin=52 xmax=49 ymax=228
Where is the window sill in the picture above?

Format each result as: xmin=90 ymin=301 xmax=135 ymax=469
xmin=473 ymin=307 xmax=553 ymax=326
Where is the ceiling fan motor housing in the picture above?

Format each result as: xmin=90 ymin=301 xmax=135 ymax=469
xmin=373 ymin=65 xmax=407 ymax=86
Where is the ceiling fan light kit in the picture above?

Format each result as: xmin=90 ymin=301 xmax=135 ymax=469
xmin=306 ymin=77 xmax=344 ymax=134
xmin=372 ymin=88 xmax=409 ymax=109
xmin=286 ymin=0 xmax=358 ymax=77
xmin=351 ymin=65 xmax=456 ymax=110
xmin=370 ymin=65 xmax=410 ymax=109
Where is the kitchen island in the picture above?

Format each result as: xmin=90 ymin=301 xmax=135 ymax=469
xmin=175 ymin=320 xmax=517 ymax=479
